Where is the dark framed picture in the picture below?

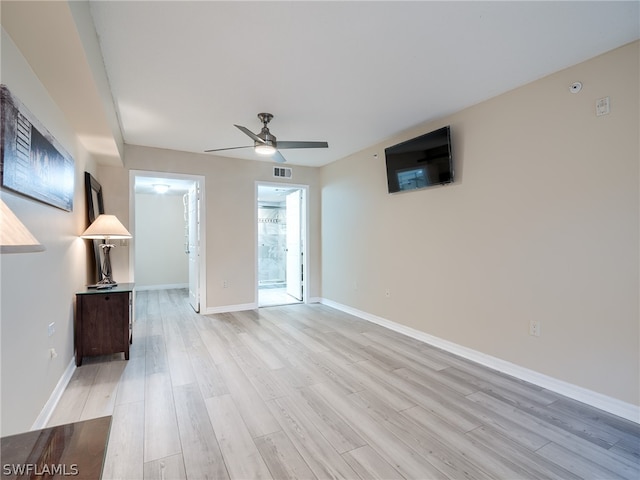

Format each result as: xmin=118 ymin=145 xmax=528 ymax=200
xmin=0 ymin=84 xmax=74 ymax=211
xmin=85 ymin=172 xmax=105 ymax=284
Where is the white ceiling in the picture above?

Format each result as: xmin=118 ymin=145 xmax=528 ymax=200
xmin=86 ymin=1 xmax=638 ymax=167
xmin=4 ymin=2 xmax=639 ymax=168
xmin=134 ymin=176 xmax=195 ymax=195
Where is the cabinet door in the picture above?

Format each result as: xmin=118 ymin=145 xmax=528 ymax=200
xmin=81 ymin=293 xmax=128 ymax=356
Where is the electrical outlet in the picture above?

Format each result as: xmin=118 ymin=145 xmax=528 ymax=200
xmin=223 ymin=280 xmax=228 ymax=288
xmin=48 ymin=322 xmax=55 ymax=337
xmin=529 ymin=320 xmax=541 ymax=337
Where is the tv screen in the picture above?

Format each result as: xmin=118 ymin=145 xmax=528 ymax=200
xmin=385 ymin=126 xmax=453 ymax=193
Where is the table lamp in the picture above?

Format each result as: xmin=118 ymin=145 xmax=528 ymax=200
xmin=81 ymin=214 xmax=131 ymax=285
xmin=0 ymin=198 xmax=45 ymax=253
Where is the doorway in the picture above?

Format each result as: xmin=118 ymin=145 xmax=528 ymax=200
xmin=130 ymin=171 xmax=205 ymax=312
xmin=257 ymin=183 xmax=307 ymax=307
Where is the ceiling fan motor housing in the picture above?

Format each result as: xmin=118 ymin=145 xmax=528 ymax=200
xmin=257 ymin=113 xmax=276 ymax=149
xmin=258 ymin=128 xmax=276 ymax=146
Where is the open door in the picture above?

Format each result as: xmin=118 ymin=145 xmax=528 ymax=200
xmin=285 ymin=190 xmax=303 ymax=301
xmin=187 ymin=183 xmax=200 ymax=312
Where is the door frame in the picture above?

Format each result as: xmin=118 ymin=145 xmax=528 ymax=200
xmin=129 ymin=170 xmax=207 ymax=311
xmin=255 ymin=181 xmax=309 ymax=306
xmin=285 ymin=189 xmax=303 ymax=301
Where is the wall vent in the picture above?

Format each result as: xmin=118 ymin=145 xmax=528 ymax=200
xmin=273 ymin=166 xmax=292 ymax=179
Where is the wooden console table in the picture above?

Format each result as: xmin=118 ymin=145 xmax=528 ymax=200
xmin=0 ymin=416 xmax=111 ymax=479
xmin=75 ymin=283 xmax=134 ymax=366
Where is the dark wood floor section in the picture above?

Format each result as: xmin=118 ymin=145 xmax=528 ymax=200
xmin=49 ymin=289 xmax=640 ymax=479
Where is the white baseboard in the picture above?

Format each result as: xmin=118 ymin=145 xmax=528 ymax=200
xmin=203 ymin=298 xmax=320 ymax=315
xmin=203 ymin=302 xmax=258 ymax=315
xmin=32 ymin=358 xmax=76 ymax=431
xmin=320 ymin=298 xmax=640 ymax=424
xmin=135 ymin=283 xmax=188 ymax=291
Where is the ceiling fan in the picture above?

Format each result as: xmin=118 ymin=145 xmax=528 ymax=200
xmin=205 ymin=113 xmax=328 ymax=163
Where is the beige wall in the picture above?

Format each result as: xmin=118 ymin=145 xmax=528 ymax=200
xmin=99 ymin=145 xmax=322 ymax=310
xmin=321 ymin=41 xmax=639 ymax=407
xmin=135 ymin=193 xmax=188 ymax=288
xmin=0 ymin=29 xmax=98 ymax=435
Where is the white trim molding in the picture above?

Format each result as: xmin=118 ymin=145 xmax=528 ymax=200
xmin=32 ymin=359 xmax=76 ymax=431
xmin=203 ymin=302 xmax=258 ymax=315
xmin=320 ymin=298 xmax=640 ymax=424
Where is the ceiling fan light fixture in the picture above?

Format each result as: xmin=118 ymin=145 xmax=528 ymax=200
xmin=255 ymin=144 xmax=276 ymax=155
xmin=205 ymin=113 xmax=328 ymax=162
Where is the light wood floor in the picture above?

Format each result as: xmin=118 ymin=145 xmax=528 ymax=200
xmin=49 ymin=289 xmax=640 ymax=479
xmin=258 ymin=287 xmax=301 ymax=307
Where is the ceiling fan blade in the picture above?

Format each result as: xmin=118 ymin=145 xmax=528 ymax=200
xmin=277 ymin=141 xmax=328 ymax=149
xmin=235 ymin=124 xmax=265 ymax=144
xmin=273 ymin=150 xmax=287 ymax=163
xmin=204 ymin=145 xmax=253 ymax=153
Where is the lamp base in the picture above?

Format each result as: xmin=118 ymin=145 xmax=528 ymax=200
xmin=99 ymin=243 xmax=117 ymax=285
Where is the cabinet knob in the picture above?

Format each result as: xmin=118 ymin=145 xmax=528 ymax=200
xmin=104 ymin=296 xmax=110 ymax=301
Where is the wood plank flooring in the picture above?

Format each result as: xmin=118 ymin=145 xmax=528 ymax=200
xmin=48 ymin=289 xmax=640 ymax=479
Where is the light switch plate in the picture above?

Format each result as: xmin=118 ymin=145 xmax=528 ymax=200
xmin=596 ymin=96 xmax=610 ymax=116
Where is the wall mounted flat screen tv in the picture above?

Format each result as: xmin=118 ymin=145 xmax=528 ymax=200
xmin=385 ymin=126 xmax=453 ymax=193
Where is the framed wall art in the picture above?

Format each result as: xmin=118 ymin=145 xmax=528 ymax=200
xmin=0 ymin=84 xmax=74 ymax=211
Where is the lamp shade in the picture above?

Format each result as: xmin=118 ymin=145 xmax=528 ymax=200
xmin=0 ymin=199 xmax=45 ymax=254
xmin=81 ymin=214 xmax=132 ymax=239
